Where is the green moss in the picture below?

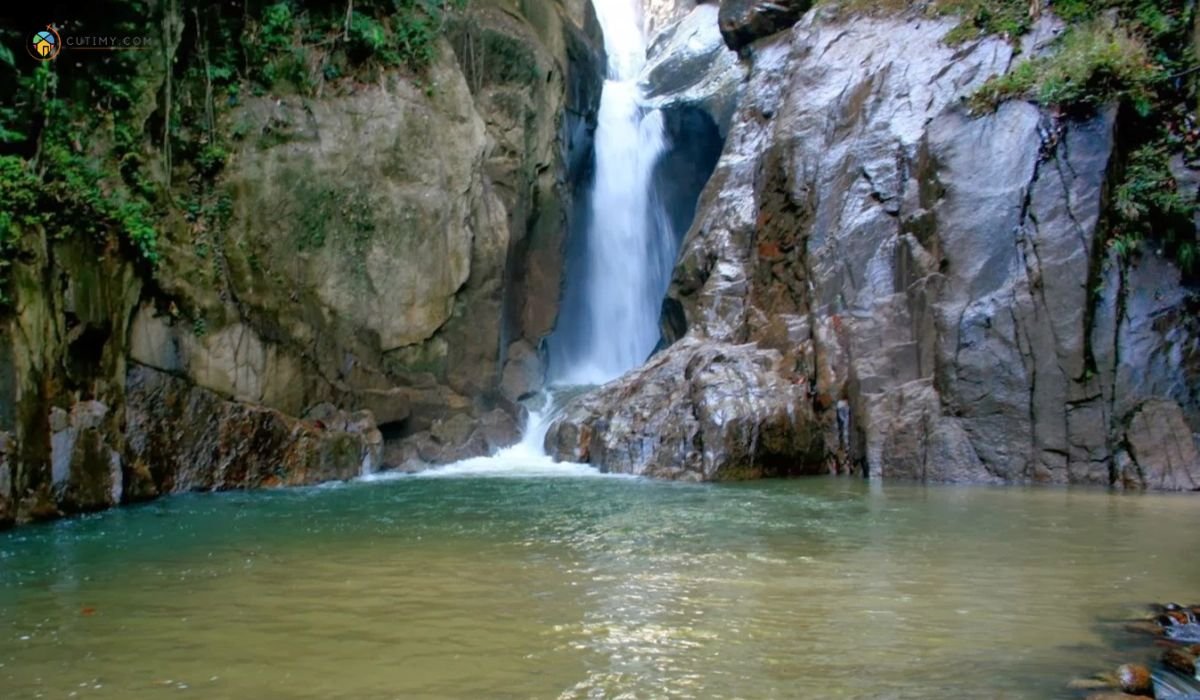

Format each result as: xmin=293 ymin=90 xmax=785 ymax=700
xmin=970 ymin=21 xmax=1159 ymax=114
xmin=938 ymin=0 xmax=1031 ymax=43
xmin=449 ymin=16 xmax=542 ymax=89
xmin=291 ymin=179 xmax=376 ymax=255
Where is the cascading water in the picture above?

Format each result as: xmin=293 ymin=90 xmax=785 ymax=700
xmin=549 ymin=0 xmax=674 ymax=387
xmin=371 ymin=0 xmax=678 ymax=475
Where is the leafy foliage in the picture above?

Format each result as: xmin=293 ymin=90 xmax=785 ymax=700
xmin=947 ymin=0 xmax=1198 ymax=274
xmin=0 ymin=0 xmax=468 ymax=309
xmin=969 ymin=21 xmax=1158 ymax=114
xmin=1110 ymin=142 xmax=1198 ymax=273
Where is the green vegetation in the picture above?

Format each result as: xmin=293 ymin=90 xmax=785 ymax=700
xmin=824 ymin=0 xmax=1198 ymax=272
xmin=0 ymin=0 xmax=467 ymax=310
xmin=968 ymin=21 xmax=1158 ymax=114
xmin=1111 ymin=141 xmax=1197 ymax=272
xmin=939 ymin=0 xmax=1198 ymax=273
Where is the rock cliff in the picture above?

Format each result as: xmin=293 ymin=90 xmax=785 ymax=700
xmin=0 ymin=0 xmax=604 ymax=526
xmin=547 ymin=3 xmax=1200 ymax=489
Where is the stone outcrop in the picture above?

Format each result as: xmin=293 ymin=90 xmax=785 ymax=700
xmin=717 ymin=0 xmax=811 ymax=51
xmin=124 ymin=365 xmax=381 ymax=497
xmin=0 ymin=0 xmax=604 ymax=527
xmin=545 ymin=337 xmax=824 ymax=479
xmin=1120 ymin=400 xmax=1200 ymax=491
xmin=554 ymin=9 xmax=1200 ymax=488
xmin=642 ymin=3 xmax=746 ymax=135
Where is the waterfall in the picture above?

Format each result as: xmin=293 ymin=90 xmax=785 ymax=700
xmin=549 ymin=0 xmax=673 ymax=387
xmin=393 ymin=0 xmax=678 ymax=473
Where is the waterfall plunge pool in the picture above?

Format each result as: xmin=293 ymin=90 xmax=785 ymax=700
xmin=1 ymin=475 xmax=1196 ymax=699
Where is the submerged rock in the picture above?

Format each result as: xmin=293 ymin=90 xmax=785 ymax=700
xmin=545 ymin=337 xmax=824 ymax=480
xmin=1163 ymin=647 xmax=1200 ymax=677
xmin=1115 ymin=663 xmax=1153 ymax=696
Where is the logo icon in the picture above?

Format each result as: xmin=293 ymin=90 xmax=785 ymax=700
xmin=29 ymin=26 xmax=61 ymax=61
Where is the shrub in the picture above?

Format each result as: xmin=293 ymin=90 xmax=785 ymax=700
xmin=969 ymin=21 xmax=1157 ymax=114
xmin=1111 ymin=143 xmax=1197 ymax=272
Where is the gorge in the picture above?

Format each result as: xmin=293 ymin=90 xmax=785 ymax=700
xmin=1 ymin=0 xmax=1199 ymax=696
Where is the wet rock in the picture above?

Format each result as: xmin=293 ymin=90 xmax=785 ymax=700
xmin=0 ymin=432 xmax=12 ymax=527
xmin=125 ymin=365 xmax=380 ymax=493
xmin=394 ymin=408 xmax=519 ymax=467
xmin=645 ymin=0 xmax=696 ymax=37
xmin=49 ymin=402 xmax=123 ymax=513
xmin=1116 ymin=663 xmax=1153 ymax=696
xmin=1122 ymin=400 xmax=1200 ymax=491
xmin=500 ymin=340 xmax=543 ymax=402
xmin=642 ymin=4 xmax=746 ymax=134
xmin=718 ymin=0 xmax=811 ymax=51
xmin=1166 ymin=625 xmax=1200 ymax=645
xmin=476 ymin=408 xmax=521 ymax=452
xmin=658 ymin=8 xmax=1200 ymax=486
xmin=1163 ymin=646 xmax=1200 ymax=677
xmin=352 ymin=388 xmax=411 ymax=427
xmin=380 ymin=440 xmax=426 ymax=473
xmin=430 ymin=413 xmax=479 ymax=449
xmin=545 ymin=337 xmax=824 ymax=480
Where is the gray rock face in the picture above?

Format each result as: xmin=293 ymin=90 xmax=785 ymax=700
xmin=545 ymin=337 xmax=824 ymax=479
xmin=1121 ymin=400 xmax=1200 ymax=491
xmin=500 ymin=339 xmax=544 ymax=402
xmin=642 ymin=4 xmax=746 ymax=135
xmin=558 ymin=11 xmax=1199 ymax=488
xmin=49 ymin=401 xmax=123 ymax=513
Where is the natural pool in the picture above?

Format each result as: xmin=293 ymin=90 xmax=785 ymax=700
xmin=0 ymin=473 xmax=1196 ymax=699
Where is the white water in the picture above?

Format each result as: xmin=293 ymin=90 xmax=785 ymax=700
xmin=551 ymin=0 xmax=673 ymax=387
xmin=361 ymin=398 xmax=616 ymax=479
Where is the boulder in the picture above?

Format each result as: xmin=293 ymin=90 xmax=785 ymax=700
xmin=124 ymin=365 xmax=381 ymax=494
xmin=351 ymin=387 xmax=411 ymax=427
xmin=49 ymin=402 xmax=123 ymax=513
xmin=1115 ymin=663 xmax=1153 ymax=696
xmin=500 ymin=339 xmax=544 ymax=402
xmin=718 ymin=0 xmax=811 ymax=51
xmin=545 ymin=337 xmax=824 ymax=480
xmin=1163 ymin=646 xmax=1200 ymax=677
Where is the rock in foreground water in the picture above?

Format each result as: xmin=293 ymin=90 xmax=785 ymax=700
xmin=1115 ymin=663 xmax=1153 ymax=696
xmin=545 ymin=338 xmax=825 ymax=480
xmin=125 ymin=365 xmax=382 ymax=495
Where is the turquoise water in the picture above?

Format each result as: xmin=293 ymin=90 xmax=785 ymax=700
xmin=0 ymin=474 xmax=1196 ymax=699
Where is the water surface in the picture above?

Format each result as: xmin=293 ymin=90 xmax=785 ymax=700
xmin=1 ymin=475 xmax=1196 ymax=699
